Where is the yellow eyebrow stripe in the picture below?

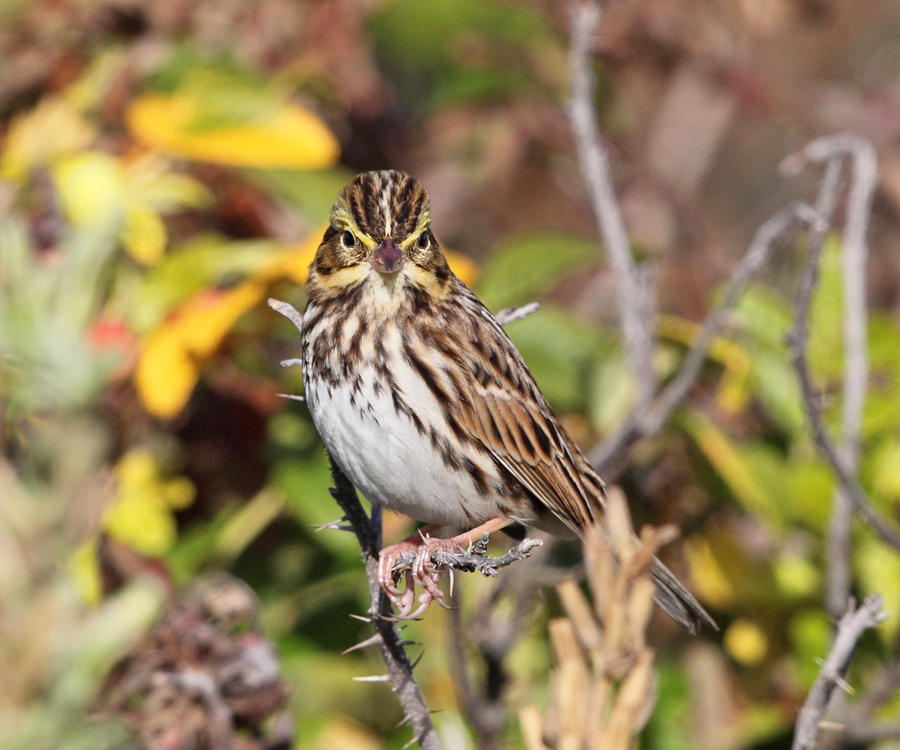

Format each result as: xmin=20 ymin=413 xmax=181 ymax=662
xmin=332 ymin=206 xmax=377 ymax=249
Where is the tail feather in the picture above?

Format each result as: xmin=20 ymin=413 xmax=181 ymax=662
xmin=651 ymin=557 xmax=718 ymax=634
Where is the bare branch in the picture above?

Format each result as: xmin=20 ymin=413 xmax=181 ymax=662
xmin=568 ymin=1 xmax=655 ymax=405
xmin=786 ymin=161 xmax=900 ymax=552
xmin=782 ymin=134 xmax=878 ymax=618
xmin=391 ymin=534 xmax=543 ymax=579
xmin=792 ymin=595 xmax=887 ymax=750
xmin=590 ymin=202 xmax=817 ymax=470
xmin=267 ymin=298 xmax=303 ymax=334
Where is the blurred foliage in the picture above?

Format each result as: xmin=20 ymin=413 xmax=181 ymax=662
xmin=2 ymin=0 xmax=900 ymax=749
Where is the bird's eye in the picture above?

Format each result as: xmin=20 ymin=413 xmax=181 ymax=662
xmin=416 ymin=232 xmax=430 ymax=250
xmin=341 ymin=230 xmax=356 ymax=248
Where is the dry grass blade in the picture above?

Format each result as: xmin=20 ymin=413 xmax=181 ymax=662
xmin=521 ymin=488 xmax=673 ymax=749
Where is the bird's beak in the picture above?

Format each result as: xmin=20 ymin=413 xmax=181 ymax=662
xmin=368 ymin=239 xmax=405 ymax=274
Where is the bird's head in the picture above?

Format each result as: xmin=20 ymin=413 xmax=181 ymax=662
xmin=307 ymin=170 xmax=453 ymax=304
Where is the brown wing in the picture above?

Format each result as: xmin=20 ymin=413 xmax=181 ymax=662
xmin=419 ymin=285 xmax=607 ymax=534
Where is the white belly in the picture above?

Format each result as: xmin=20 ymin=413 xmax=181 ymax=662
xmin=303 ymin=327 xmax=502 ymax=527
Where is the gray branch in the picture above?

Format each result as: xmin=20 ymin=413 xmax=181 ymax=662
xmin=391 ymin=534 xmax=543 ymax=578
xmin=783 ymin=135 xmax=878 ymax=618
xmin=568 ymin=0 xmax=656 ymax=405
xmin=590 ymin=202 xmax=817 ymax=470
xmin=792 ymin=595 xmax=887 ymax=750
xmin=786 ymin=160 xmax=900 ymax=552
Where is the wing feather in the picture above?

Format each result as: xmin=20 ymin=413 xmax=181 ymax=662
xmin=427 ymin=294 xmax=604 ymax=533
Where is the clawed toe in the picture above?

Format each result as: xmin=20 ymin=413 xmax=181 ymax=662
xmin=376 ymin=534 xmax=463 ymax=618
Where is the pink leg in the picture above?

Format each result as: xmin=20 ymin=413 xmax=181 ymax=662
xmin=377 ymin=517 xmax=514 ymax=618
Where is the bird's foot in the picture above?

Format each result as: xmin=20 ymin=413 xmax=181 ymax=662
xmin=377 ymin=533 xmax=463 ymax=619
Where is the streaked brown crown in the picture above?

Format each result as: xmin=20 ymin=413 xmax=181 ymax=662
xmin=334 ymin=170 xmax=429 ymax=242
xmin=309 ymin=170 xmax=450 ymax=287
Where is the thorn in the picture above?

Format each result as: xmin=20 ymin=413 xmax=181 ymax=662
xmin=352 ymin=674 xmax=391 ymax=683
xmin=342 ymin=633 xmax=382 ymax=655
xmin=275 ymin=392 xmax=305 ymax=402
xmin=815 ymin=659 xmax=856 ymax=695
xmin=409 ymin=651 xmax=424 ymax=670
xmin=314 ymin=517 xmax=352 ymax=532
xmin=267 ymin=298 xmax=304 ymax=333
xmin=349 ymin=613 xmax=373 ymax=623
xmin=279 ymin=358 xmax=303 ymax=368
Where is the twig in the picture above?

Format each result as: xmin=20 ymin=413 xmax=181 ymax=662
xmin=786 ymin=162 xmax=900 ymax=552
xmin=267 ymin=298 xmax=303 ymax=333
xmin=782 ymin=135 xmax=878 ymax=618
xmin=792 ymin=595 xmax=887 ymax=750
xmin=494 ymin=302 xmax=540 ymax=326
xmin=568 ymin=0 xmax=655 ymax=405
xmin=590 ymin=202 xmax=817 ymax=470
xmin=391 ymin=534 xmax=543 ymax=579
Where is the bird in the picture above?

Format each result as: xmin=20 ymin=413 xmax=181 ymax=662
xmin=300 ymin=169 xmax=716 ymax=632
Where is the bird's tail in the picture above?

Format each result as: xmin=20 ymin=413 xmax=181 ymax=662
xmin=651 ymin=557 xmax=718 ymax=634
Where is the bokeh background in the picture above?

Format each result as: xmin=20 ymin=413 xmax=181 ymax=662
xmin=3 ymin=0 xmax=900 ymax=748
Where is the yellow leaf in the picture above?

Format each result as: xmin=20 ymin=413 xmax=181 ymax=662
xmin=70 ymin=540 xmax=103 ymax=605
xmin=0 ymin=96 xmax=95 ymax=180
xmin=103 ymin=450 xmax=196 ymax=556
xmin=658 ymin=314 xmax=751 ymax=415
xmin=136 ymin=283 xmax=263 ymax=417
xmin=122 ymin=205 xmax=167 ymax=265
xmin=127 ymin=93 xmax=339 ymax=168
xmin=681 ymin=409 xmax=779 ymax=524
xmin=444 ymin=249 xmax=480 ymax=286
xmin=52 ymin=152 xmax=125 ymax=227
xmin=725 ymin=619 xmax=768 ymax=666
xmin=104 ymin=489 xmax=177 ymax=556
xmin=684 ymin=534 xmax=737 ymax=608
xmin=133 ymin=228 xmax=324 ymax=417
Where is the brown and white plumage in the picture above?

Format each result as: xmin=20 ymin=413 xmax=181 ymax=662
xmin=301 ymin=170 xmax=715 ymax=632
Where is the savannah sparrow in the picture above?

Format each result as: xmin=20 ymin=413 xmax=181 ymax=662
xmin=301 ymin=170 xmax=715 ymax=632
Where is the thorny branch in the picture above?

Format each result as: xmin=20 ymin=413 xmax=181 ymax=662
xmin=269 ymin=297 xmax=544 ymax=750
xmin=791 ymin=595 xmax=887 ymax=750
xmin=568 ymin=0 xmax=656 ymax=406
xmin=268 ymin=298 xmax=440 ymax=750
xmin=327 ymin=461 xmax=442 ymax=750
xmin=782 ymin=135 xmax=878 ymax=619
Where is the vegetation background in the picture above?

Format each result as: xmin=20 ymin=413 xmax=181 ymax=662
xmin=3 ymin=0 xmax=900 ymax=748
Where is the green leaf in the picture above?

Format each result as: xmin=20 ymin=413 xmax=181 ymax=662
xmin=476 ymin=231 xmax=599 ymax=310
xmin=641 ymin=661 xmax=693 ymax=750
xmin=808 ymin=234 xmax=844 ymax=379
xmin=856 ymin=536 xmax=900 ymax=641
xmin=588 ymin=348 xmax=637 ymax=435
xmin=789 ymin=609 xmax=831 ymax=689
xmin=246 ymin=167 xmax=354 ymax=225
